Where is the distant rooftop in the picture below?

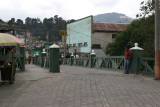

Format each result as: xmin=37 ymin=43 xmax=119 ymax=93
xmin=93 ymin=22 xmax=129 ymax=32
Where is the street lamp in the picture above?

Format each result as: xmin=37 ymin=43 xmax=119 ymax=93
xmin=24 ymin=25 xmax=27 ymax=45
xmin=64 ymin=21 xmax=67 ymax=58
xmin=59 ymin=21 xmax=67 ymax=58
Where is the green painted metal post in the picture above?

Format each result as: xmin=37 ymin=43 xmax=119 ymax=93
xmin=34 ymin=54 xmax=36 ymax=64
xmin=32 ymin=54 xmax=35 ymax=64
xmin=70 ymin=53 xmax=74 ymax=66
xmin=90 ymin=50 xmax=96 ymax=68
xmin=41 ymin=49 xmax=46 ymax=67
xmin=20 ymin=46 xmax=25 ymax=71
xmin=61 ymin=54 xmax=64 ymax=65
xmin=130 ymin=43 xmax=144 ymax=74
xmin=32 ymin=56 xmax=34 ymax=64
xmin=35 ymin=52 xmax=39 ymax=65
xmin=49 ymin=44 xmax=60 ymax=73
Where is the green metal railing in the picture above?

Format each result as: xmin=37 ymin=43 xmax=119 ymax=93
xmin=0 ymin=53 xmax=25 ymax=72
xmin=62 ymin=56 xmax=155 ymax=76
xmin=43 ymin=56 xmax=50 ymax=68
xmin=33 ymin=52 xmax=155 ymax=76
xmin=14 ymin=53 xmax=25 ymax=72
xmin=35 ymin=56 xmax=50 ymax=68
xmin=62 ymin=56 xmax=125 ymax=70
xmin=37 ymin=56 xmax=42 ymax=66
xmin=140 ymin=57 xmax=155 ymax=75
xmin=92 ymin=56 xmax=125 ymax=70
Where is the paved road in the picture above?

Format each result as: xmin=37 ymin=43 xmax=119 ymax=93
xmin=0 ymin=64 xmax=160 ymax=107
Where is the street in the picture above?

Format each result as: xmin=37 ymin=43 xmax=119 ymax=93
xmin=0 ymin=64 xmax=160 ymax=107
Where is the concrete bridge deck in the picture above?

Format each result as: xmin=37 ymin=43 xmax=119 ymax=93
xmin=0 ymin=64 xmax=160 ymax=107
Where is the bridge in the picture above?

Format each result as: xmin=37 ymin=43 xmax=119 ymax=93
xmin=0 ymin=44 xmax=160 ymax=107
xmin=0 ymin=64 xmax=160 ymax=107
xmin=0 ymin=1 xmax=160 ymax=106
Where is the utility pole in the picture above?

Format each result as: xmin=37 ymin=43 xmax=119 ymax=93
xmin=64 ymin=21 xmax=67 ymax=58
xmin=25 ymin=26 xmax=27 ymax=45
xmin=155 ymin=0 xmax=160 ymax=79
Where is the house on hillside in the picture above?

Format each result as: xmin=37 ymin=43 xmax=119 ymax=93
xmin=0 ymin=22 xmax=14 ymax=34
xmin=66 ymin=16 xmax=129 ymax=57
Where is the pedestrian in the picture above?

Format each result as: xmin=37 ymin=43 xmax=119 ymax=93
xmin=124 ymin=45 xmax=132 ymax=74
xmin=28 ymin=56 xmax=31 ymax=64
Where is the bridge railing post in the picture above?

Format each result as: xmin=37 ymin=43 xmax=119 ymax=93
xmin=49 ymin=43 xmax=60 ymax=73
xmin=35 ymin=52 xmax=39 ymax=65
xmin=32 ymin=54 xmax=35 ymax=64
xmin=70 ymin=53 xmax=74 ymax=66
xmin=90 ymin=50 xmax=96 ymax=68
xmin=61 ymin=54 xmax=64 ymax=64
xmin=20 ymin=46 xmax=26 ymax=71
xmin=130 ymin=43 xmax=144 ymax=74
xmin=41 ymin=49 xmax=47 ymax=67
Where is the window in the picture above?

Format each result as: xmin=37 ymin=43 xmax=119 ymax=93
xmin=112 ymin=34 xmax=117 ymax=39
xmin=84 ymin=42 xmax=88 ymax=46
xmin=92 ymin=44 xmax=101 ymax=49
xmin=78 ymin=43 xmax=82 ymax=47
xmin=73 ymin=43 xmax=76 ymax=47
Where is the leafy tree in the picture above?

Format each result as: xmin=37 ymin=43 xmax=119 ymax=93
xmin=1 ymin=15 xmax=75 ymax=43
xmin=0 ymin=19 xmax=4 ymax=23
xmin=136 ymin=0 xmax=155 ymax=18
xmin=8 ymin=18 xmax=15 ymax=25
xmin=106 ymin=15 xmax=154 ymax=57
xmin=16 ymin=19 xmax=23 ymax=25
xmin=106 ymin=0 xmax=155 ymax=57
xmin=67 ymin=19 xmax=76 ymax=24
xmin=25 ymin=17 xmax=32 ymax=25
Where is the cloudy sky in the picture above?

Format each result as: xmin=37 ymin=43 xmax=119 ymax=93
xmin=0 ymin=0 xmax=143 ymax=22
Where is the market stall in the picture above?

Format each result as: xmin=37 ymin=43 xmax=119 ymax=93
xmin=0 ymin=33 xmax=25 ymax=84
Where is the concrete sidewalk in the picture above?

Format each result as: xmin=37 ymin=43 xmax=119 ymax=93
xmin=0 ymin=64 xmax=160 ymax=107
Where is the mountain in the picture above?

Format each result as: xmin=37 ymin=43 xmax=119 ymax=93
xmin=93 ymin=12 xmax=133 ymax=23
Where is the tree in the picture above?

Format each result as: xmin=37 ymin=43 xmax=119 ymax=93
xmin=136 ymin=0 xmax=155 ymax=18
xmin=8 ymin=18 xmax=15 ymax=25
xmin=1 ymin=15 xmax=74 ymax=42
xmin=0 ymin=19 xmax=4 ymax=23
xmin=67 ymin=19 xmax=75 ymax=24
xmin=16 ymin=19 xmax=23 ymax=25
xmin=106 ymin=0 xmax=155 ymax=57
xmin=25 ymin=17 xmax=32 ymax=25
xmin=106 ymin=15 xmax=154 ymax=57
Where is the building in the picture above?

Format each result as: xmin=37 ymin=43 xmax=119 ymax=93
xmin=66 ymin=16 xmax=129 ymax=57
xmin=92 ymin=22 xmax=128 ymax=56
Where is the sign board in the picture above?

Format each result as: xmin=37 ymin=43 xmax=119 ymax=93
xmin=59 ymin=30 xmax=67 ymax=36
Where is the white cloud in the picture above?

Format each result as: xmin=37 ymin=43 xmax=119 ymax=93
xmin=0 ymin=0 xmax=143 ymax=22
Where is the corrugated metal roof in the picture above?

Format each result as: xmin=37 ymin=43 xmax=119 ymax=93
xmin=93 ymin=22 xmax=129 ymax=32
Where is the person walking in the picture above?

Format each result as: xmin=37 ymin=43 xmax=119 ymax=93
xmin=28 ymin=56 xmax=31 ymax=64
xmin=124 ymin=45 xmax=132 ymax=74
